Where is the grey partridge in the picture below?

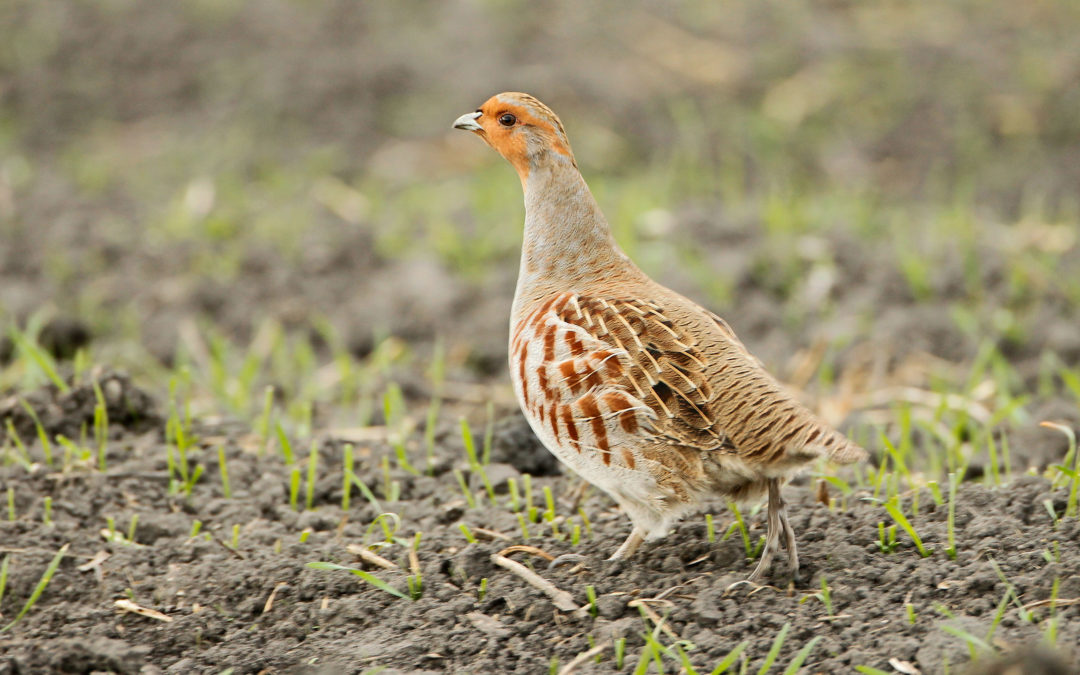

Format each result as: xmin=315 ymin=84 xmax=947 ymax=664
xmin=453 ymin=93 xmax=867 ymax=581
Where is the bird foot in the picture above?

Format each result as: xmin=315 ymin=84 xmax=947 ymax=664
xmin=548 ymin=554 xmax=589 ymax=570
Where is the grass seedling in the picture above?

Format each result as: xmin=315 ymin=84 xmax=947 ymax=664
xmin=182 ymin=463 xmax=204 ymax=497
xmin=380 ymin=456 xmax=400 ymax=502
xmin=927 ymin=480 xmax=943 ymax=506
xmin=1043 ymin=499 xmax=1058 ymax=525
xmin=289 ymin=466 xmax=301 ymax=510
xmin=349 ymin=472 xmax=382 ymax=512
xmin=705 ymin=513 xmax=715 ymax=543
xmin=190 ymin=520 xmax=202 ymax=538
xmin=578 ymin=507 xmax=593 ymax=539
xmin=543 ymin=485 xmax=556 ymax=521
xmin=453 ymin=469 xmax=476 ymax=509
xmin=406 ymin=572 xmax=422 ymax=601
xmin=275 ymin=422 xmax=294 ymax=465
xmin=756 ymin=621 xmax=790 ymax=675
xmin=92 ymin=379 xmax=108 ymax=471
xmin=217 ymin=446 xmax=232 ymax=499
xmin=507 ymin=477 xmax=520 ymax=511
xmin=876 ymin=521 xmax=898 ymax=554
xmin=586 ymin=585 xmax=598 ymax=617
xmin=384 ymin=384 xmax=418 ymax=475
xmin=516 ymin=513 xmax=531 ymax=540
xmin=571 ymin=523 xmax=581 ymax=545
xmin=460 ymin=417 xmax=494 ymax=501
xmin=800 ymin=576 xmax=834 ymax=616
xmin=906 ymin=603 xmax=917 ymax=625
xmin=128 ymin=514 xmax=139 ymax=543
xmin=231 ymin=524 xmax=240 ymax=549
xmin=306 ymin=562 xmax=406 ymax=600
xmin=855 ymin=668 xmax=890 ymax=675
xmin=986 ymin=433 xmax=1001 ymax=486
xmin=8 ymin=326 xmax=68 ymax=393
xmin=728 ymin=501 xmax=764 ymax=561
xmin=710 ymin=640 xmax=748 ymax=674
xmin=407 ymin=532 xmax=423 ymax=600
xmin=941 ymin=623 xmax=994 ymax=662
xmin=364 ymin=513 xmax=402 ymax=547
xmin=985 ymin=588 xmax=1010 ymax=645
xmin=4 ymin=419 xmax=32 ymax=468
xmin=459 ymin=523 xmax=478 ymax=544
xmin=614 ymin=637 xmax=626 ymax=669
xmin=55 ymin=435 xmax=83 ymax=470
xmin=946 ymin=472 xmax=958 ymax=560
xmin=18 ymin=401 xmax=53 ymax=468
xmin=305 ymin=441 xmax=319 ymax=510
xmin=258 ymin=386 xmax=275 ymax=456
xmin=782 ymin=637 xmax=822 ymax=674
xmin=1042 ymin=421 xmax=1078 ymax=517
xmin=884 ymin=497 xmax=933 ymax=557
xmin=987 ymin=559 xmax=1034 ymax=622
xmin=299 ymin=528 xmax=311 ymax=543
xmin=1044 ymin=577 xmax=1060 ymax=647
xmin=478 ymin=577 xmax=488 ymax=601
xmin=42 ymin=497 xmax=52 ymax=526
xmin=341 ymin=443 xmax=354 ymax=511
xmin=0 ymin=555 xmax=8 ymax=607
xmin=0 ymin=543 xmax=69 ymax=632
xmin=6 ymin=488 xmax=14 ymax=521
xmin=1042 ymin=541 xmax=1061 ymax=564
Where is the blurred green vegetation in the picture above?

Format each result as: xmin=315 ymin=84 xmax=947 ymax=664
xmin=1 ymin=0 xmax=1078 ymax=424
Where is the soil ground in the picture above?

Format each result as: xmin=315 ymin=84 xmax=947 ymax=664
xmin=0 ymin=377 xmax=1078 ymax=674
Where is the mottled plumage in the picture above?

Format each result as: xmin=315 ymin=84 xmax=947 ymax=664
xmin=454 ymin=92 xmax=866 ymax=580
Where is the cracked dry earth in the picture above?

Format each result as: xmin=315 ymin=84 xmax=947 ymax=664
xmin=0 ymin=378 xmax=1077 ymax=674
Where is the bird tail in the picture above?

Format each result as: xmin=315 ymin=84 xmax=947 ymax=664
xmin=822 ymin=427 xmax=867 ymax=464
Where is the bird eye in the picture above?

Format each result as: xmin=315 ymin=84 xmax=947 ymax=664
xmin=498 ymin=113 xmax=517 ymax=127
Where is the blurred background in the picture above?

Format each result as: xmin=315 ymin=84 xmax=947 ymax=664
xmin=2 ymin=0 xmax=1079 ymax=434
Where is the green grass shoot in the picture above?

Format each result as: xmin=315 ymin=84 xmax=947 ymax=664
xmin=92 ymin=379 xmax=108 ymax=471
xmin=18 ymin=401 xmax=53 ymax=468
xmin=305 ymin=441 xmax=319 ymax=510
xmin=756 ymin=621 xmax=790 ymax=675
xmin=341 ymin=443 xmax=354 ymax=511
xmin=782 ymin=637 xmax=822 ymax=675
xmin=306 ymin=561 xmax=406 ymax=599
xmin=884 ymin=497 xmax=933 ymax=557
xmin=946 ymin=472 xmax=958 ymax=560
xmin=709 ymin=640 xmax=748 ymax=674
xmin=1 ymin=543 xmax=69 ymax=632
xmin=458 ymin=523 xmax=477 ymax=544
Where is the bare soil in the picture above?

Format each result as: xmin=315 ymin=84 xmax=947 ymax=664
xmin=0 ymin=377 xmax=1077 ymax=674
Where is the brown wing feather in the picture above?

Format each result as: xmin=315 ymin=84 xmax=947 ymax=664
xmin=556 ymin=294 xmax=865 ymax=466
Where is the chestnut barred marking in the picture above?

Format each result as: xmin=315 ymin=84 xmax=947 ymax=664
xmin=560 ymin=406 xmax=580 ymax=450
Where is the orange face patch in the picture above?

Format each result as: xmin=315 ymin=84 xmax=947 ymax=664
xmin=470 ymin=94 xmax=574 ymax=181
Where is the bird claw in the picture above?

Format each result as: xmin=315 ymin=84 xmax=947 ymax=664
xmin=548 ymin=553 xmax=588 ymax=570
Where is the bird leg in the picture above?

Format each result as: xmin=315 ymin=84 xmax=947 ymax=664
xmin=607 ymin=528 xmax=645 ymax=560
xmin=747 ymin=478 xmax=796 ymax=582
xmin=778 ymin=496 xmax=800 ymax=581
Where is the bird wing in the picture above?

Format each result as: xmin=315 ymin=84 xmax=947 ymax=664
xmin=517 ymin=292 xmax=865 ymax=467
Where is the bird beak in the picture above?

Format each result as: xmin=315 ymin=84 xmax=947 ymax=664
xmin=453 ymin=111 xmax=482 ymax=132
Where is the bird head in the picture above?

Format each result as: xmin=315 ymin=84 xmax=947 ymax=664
xmin=453 ymin=92 xmax=576 ymax=181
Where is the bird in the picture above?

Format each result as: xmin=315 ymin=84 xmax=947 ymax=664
xmin=453 ymin=92 xmax=866 ymax=581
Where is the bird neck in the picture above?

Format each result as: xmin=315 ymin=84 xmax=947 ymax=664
xmin=514 ymin=161 xmax=633 ymax=313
